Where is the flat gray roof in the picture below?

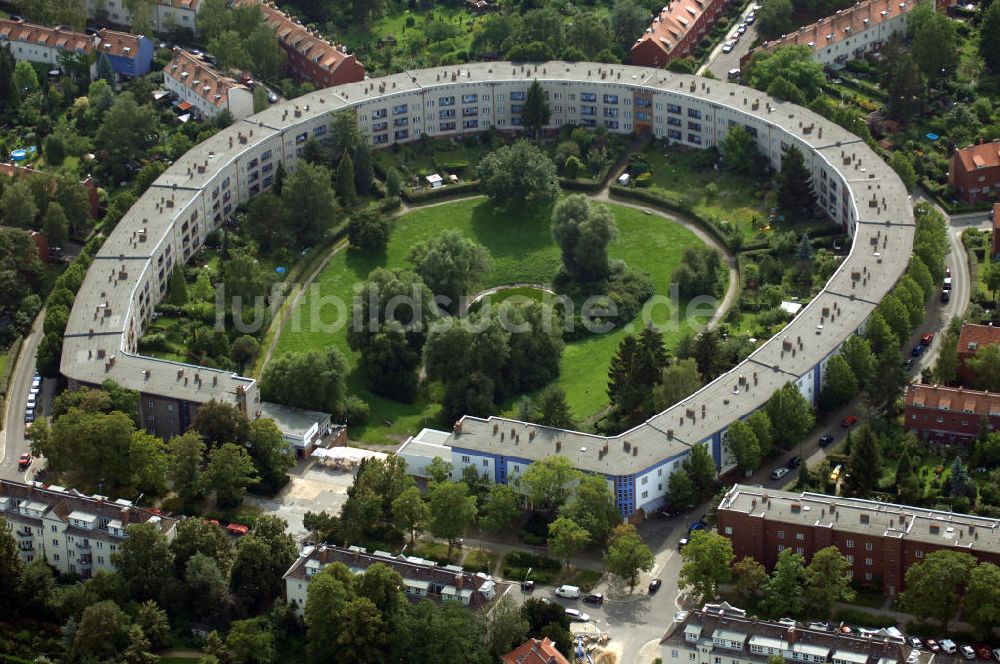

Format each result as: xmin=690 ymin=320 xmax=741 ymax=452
xmin=259 ymin=401 xmax=331 ymax=435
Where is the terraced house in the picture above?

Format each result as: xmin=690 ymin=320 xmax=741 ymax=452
xmin=0 ymin=480 xmax=178 ymax=578
xmin=0 ymin=19 xmax=96 ymax=77
xmin=631 ymin=0 xmax=729 ymax=68
xmin=162 ymin=48 xmax=254 ymax=120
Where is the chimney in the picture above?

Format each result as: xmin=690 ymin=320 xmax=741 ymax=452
xmin=453 ymin=420 xmax=463 ymax=434
xmin=455 ymin=574 xmax=465 ymax=590
xmin=786 ymin=627 xmax=796 ymax=646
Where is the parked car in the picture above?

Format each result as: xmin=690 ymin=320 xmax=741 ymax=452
xmin=960 ymin=645 xmax=976 ymax=660
xmin=18 ymin=452 xmax=31 ymax=469
xmin=841 ymin=415 xmax=858 ymax=428
xmin=921 ymin=333 xmax=935 ymax=346
xmin=941 ymin=290 xmax=950 ymax=303
xmin=555 ymin=585 xmax=581 ymax=599
xmin=904 ymin=358 xmax=914 ymax=370
xmin=26 ymin=394 xmax=36 ymax=409
xmin=648 ymin=579 xmax=662 ymax=593
xmin=737 ymin=23 xmax=747 ymax=34
xmin=975 ymin=646 xmax=992 ymax=660
xmin=787 ymin=456 xmax=802 ymax=469
xmin=940 ymin=640 xmax=957 ymax=655
xmin=943 ymin=277 xmax=952 ymax=291
xmin=911 ymin=344 xmax=925 ymax=357
xmin=24 ymin=408 xmax=34 ymax=423
xmin=722 ymin=40 xmax=736 ymax=53
xmin=771 ymin=467 xmax=790 ymax=480
xmin=746 ymin=11 xmax=756 ymax=23
xmin=924 ymin=640 xmax=941 ymax=653
xmin=908 ymin=637 xmax=922 ymax=649
xmin=564 ymin=608 xmax=590 ymax=622
xmin=583 ymin=593 xmax=604 ymax=606
xmin=267 ymin=90 xmax=278 ymax=103
xmin=678 ymin=538 xmax=689 ymax=551
xmin=31 ymin=374 xmax=41 ymax=389
xmin=819 ymin=434 xmax=835 ymax=447
xmin=226 ymin=523 xmax=249 ymax=536
xmin=521 ymin=580 xmax=535 ymax=592
xmin=688 ymin=519 xmax=706 ymax=533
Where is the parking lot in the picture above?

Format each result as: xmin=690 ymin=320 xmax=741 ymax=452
xmin=245 ymin=459 xmax=355 ymax=538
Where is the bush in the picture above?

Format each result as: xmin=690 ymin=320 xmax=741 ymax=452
xmin=502 ymin=551 xmax=562 ymax=584
xmin=338 ymin=396 xmax=370 ymax=425
xmin=139 ymin=333 xmax=169 ymax=352
xmin=833 ymin=608 xmax=896 ymax=627
xmin=635 ymin=172 xmax=652 ymax=188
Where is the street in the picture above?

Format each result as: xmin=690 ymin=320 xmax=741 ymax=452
xmin=0 ymin=308 xmax=49 ymax=483
xmin=700 ymin=3 xmax=761 ymax=79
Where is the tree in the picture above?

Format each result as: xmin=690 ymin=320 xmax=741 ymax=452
xmin=551 ymin=195 xmax=617 ymax=283
xmin=254 ymin=85 xmax=269 ymax=113
xmin=673 ymin=246 xmax=724 ymax=300
xmin=559 ymin=473 xmax=620 ymax=546
xmin=934 ymin=317 xmax=961 ymax=384
xmin=901 ymin=550 xmax=977 ymax=630
xmin=535 ymin=386 xmax=575 ymax=429
xmin=261 ymin=348 xmax=349 ymax=414
xmin=209 ymin=29 xmax=252 ymax=72
xmin=911 ymin=10 xmax=958 ymax=81
xmin=765 ymin=383 xmax=815 ymax=449
xmin=42 ymin=200 xmax=68 ymax=249
xmin=732 ymin=556 xmax=768 ymax=610
xmin=168 ymin=266 xmax=188 ymax=306
xmin=719 ymin=125 xmax=759 ymax=175
xmin=604 ymin=523 xmax=654 ymax=592
xmin=0 ymin=518 xmax=22 ymax=616
xmin=547 ymin=517 xmax=590 ymax=566
xmin=426 ymin=456 xmax=453 ymax=484
xmin=0 ymin=180 xmax=39 ymax=229
xmin=170 ymin=518 xmax=235 ymax=577
xmin=73 ymin=600 xmax=132 ymax=662
xmin=479 ymin=484 xmax=521 ymax=534
xmin=819 ymin=355 xmax=859 ymax=412
xmin=112 ymin=522 xmax=173 ymax=601
xmin=803 ymin=546 xmax=855 ymax=618
xmin=965 ymin=563 xmax=1000 ymax=640
xmin=347 ymin=209 xmax=391 ymax=252
xmin=840 ymin=335 xmax=875 ymax=389
xmin=653 ymin=358 xmax=703 ymax=410
xmin=607 ymin=334 xmax=656 ymax=426
xmin=866 ymin=347 xmax=906 ymax=416
xmin=747 ymin=45 xmax=824 ymax=101
xmin=864 ymin=311 xmax=898 ymax=357
xmin=391 ymin=486 xmax=429 ymax=545
xmin=883 ymin=40 xmax=926 ymax=124
xmin=243 ymin=193 xmax=292 ymax=254
xmin=757 ymin=0 xmax=794 ymax=39
xmin=407 ymin=230 xmax=492 ymax=312
xmin=336 ymin=151 xmax=357 ymax=206
xmin=247 ymin=418 xmax=295 ymax=492
xmin=476 ymin=140 xmax=559 ymax=207
xmin=777 ymin=145 xmax=816 ymax=220
xmin=45 ymin=133 xmax=66 ymax=166
xmin=519 ymin=456 xmax=582 ymax=512
xmin=726 ymin=420 xmax=761 ymax=475
xmin=230 ymin=516 xmax=297 ymax=615
xmin=246 ymin=22 xmax=285 ymax=79
xmin=231 ymin=335 xmax=260 ymax=369
xmin=96 ymin=92 xmax=154 ymax=161
xmin=0 ymin=45 xmax=16 ymax=113
xmin=761 ymin=548 xmax=806 ymax=618
xmin=486 ymin=594 xmax=529 ymax=658
xmin=522 ymin=79 xmax=551 ymax=140
xmin=889 ymin=152 xmax=916 ymax=191
xmin=428 ymin=482 xmax=478 ymax=558
xmin=227 ymin=617 xmax=277 ymax=664
xmin=168 ymin=431 xmax=207 ymax=504
xmin=968 ymin=344 xmax=1000 ymax=391
xmin=191 ymin=400 xmax=249 ymax=447
xmin=205 ymin=443 xmax=259 ymax=508
xmin=13 ymin=60 xmax=39 ymax=95
xmin=611 ymin=0 xmax=649 ymax=52
xmin=129 ymin=430 xmax=169 ymax=495
xmin=678 ymin=531 xmax=734 ymax=602
xmin=686 ymin=444 xmax=717 ymax=499
xmin=667 ymin=467 xmax=697 ymax=510
xmin=844 ymin=424 xmax=881 ymax=497
xmin=283 ymin=162 xmax=338 ymax=247
xmin=982 ymin=1 xmax=1000 ymax=72
xmin=767 ymin=76 xmax=806 ymax=105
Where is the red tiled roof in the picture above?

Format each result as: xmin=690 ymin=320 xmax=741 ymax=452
xmin=905 ymin=383 xmax=1000 ymax=417
xmin=957 ymin=323 xmax=1000 ymax=354
xmin=754 ymin=0 xmax=916 ymax=57
xmin=0 ymin=19 xmax=94 ymax=54
xmin=163 ymin=49 xmax=247 ymax=108
xmin=157 ymin=0 xmax=200 ymax=8
xmin=97 ymin=28 xmax=142 ymax=60
xmin=239 ymin=0 xmax=359 ymax=74
xmin=632 ymin=0 xmax=715 ymax=58
xmin=953 ymin=141 xmax=1000 ymax=175
xmin=500 ymin=638 xmax=571 ymax=664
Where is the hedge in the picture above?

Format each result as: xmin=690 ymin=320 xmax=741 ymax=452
xmin=558 ymin=177 xmax=603 ymax=192
xmin=401 ymin=181 xmax=481 ymax=203
xmin=608 ymin=185 xmax=735 ymax=252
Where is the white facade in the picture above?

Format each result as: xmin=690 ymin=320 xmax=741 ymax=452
xmin=163 ymin=66 xmax=254 ymax=120
xmin=84 ymin=0 xmax=202 ymax=36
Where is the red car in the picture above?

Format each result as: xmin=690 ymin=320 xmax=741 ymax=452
xmin=920 ymin=333 xmax=934 ymax=346
xmin=841 ymin=415 xmax=858 ymax=428
xmin=18 ymin=452 xmax=31 ymax=469
xmin=226 ymin=523 xmax=249 ymax=536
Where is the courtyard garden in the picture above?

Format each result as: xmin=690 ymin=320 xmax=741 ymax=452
xmin=273 ymin=195 xmax=720 ymax=444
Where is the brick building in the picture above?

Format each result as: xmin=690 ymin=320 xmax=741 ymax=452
xmin=716 ymin=484 xmax=1000 ymax=597
xmin=501 ymin=638 xmax=570 ymax=664
xmin=630 ymin=0 xmax=728 ymax=68
xmin=904 ymin=383 xmax=1000 ymax=443
xmin=993 ymin=203 xmax=1000 ymax=259
xmin=956 ymin=323 xmax=1000 ymax=385
xmin=239 ymin=0 xmax=364 ymax=88
xmin=949 ymin=141 xmax=1000 ymax=204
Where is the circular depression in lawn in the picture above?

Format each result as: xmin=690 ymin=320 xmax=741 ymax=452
xmin=273 ymin=196 xmax=722 ymax=444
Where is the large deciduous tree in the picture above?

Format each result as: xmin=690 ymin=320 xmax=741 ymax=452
xmin=407 ymin=230 xmax=492 ymax=313
xmin=283 ymin=162 xmax=338 ymax=247
xmin=678 ymin=531 xmax=734 ymax=602
xmin=901 ymin=550 xmax=977 ymax=631
xmin=551 ymin=195 xmax=617 ymax=283
xmin=803 ymin=546 xmax=855 ymax=617
xmin=260 ymin=348 xmax=349 ymax=414
xmin=604 ymin=523 xmax=654 ymax=592
xmin=765 ymin=383 xmax=815 ymax=449
xmin=428 ymin=482 xmax=478 ymax=559
xmin=477 ymin=140 xmax=559 ymax=207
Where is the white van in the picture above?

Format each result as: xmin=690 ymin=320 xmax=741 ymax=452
xmin=555 ymin=585 xmax=581 ymax=599
xmin=939 ymin=640 xmax=957 ymax=655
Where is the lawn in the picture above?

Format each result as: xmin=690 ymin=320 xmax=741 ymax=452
xmin=374 ymin=138 xmax=492 ymax=186
xmin=274 ymin=197 xmax=715 ymax=443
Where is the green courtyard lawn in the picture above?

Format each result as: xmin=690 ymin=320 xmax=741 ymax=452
xmin=274 ymin=196 xmax=715 ymax=444
xmin=374 ymin=138 xmax=492 ymax=185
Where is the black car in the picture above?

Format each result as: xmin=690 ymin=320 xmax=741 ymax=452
xmin=648 ymin=579 xmax=662 ymax=594
xmin=583 ymin=593 xmax=604 ymax=606
xmin=787 ymin=456 xmax=802 ymax=469
xmin=941 ymin=290 xmax=950 ymax=303
xmin=818 ymin=434 xmax=834 ymax=447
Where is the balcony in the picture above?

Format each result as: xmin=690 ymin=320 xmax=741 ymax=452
xmin=75 ymin=540 xmax=91 ymax=550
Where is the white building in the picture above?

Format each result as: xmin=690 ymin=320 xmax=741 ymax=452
xmin=0 ymin=480 xmax=178 ymax=578
xmin=82 ymin=0 xmax=203 ymax=36
xmin=744 ymin=0 xmax=922 ymax=70
xmin=283 ymin=544 xmax=507 ymax=616
xmin=0 ymin=19 xmax=96 ymax=77
xmin=660 ymin=602 xmax=926 ymax=664
xmin=162 ymin=49 xmax=253 ymax=120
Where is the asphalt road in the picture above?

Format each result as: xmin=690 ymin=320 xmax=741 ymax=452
xmin=700 ymin=3 xmax=762 ymax=79
xmin=0 ymin=308 xmax=49 ymax=483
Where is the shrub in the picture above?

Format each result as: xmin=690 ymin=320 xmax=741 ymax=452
xmin=338 ymin=396 xmax=370 ymax=425
xmin=833 ymin=608 xmax=896 ymax=627
xmin=635 ymin=172 xmax=652 ymax=188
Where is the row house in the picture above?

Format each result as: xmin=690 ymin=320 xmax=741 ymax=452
xmin=162 ymin=49 xmax=253 ymax=120
xmin=631 ymin=0 xmax=729 ymax=69
xmin=949 ymin=141 xmax=1000 ymax=204
xmin=0 ymin=19 xmax=96 ymax=77
xmin=904 ymin=383 xmax=1000 ymax=444
xmin=97 ymin=28 xmax=154 ymax=77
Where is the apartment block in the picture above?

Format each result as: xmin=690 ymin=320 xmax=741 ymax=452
xmin=0 ymin=480 xmax=178 ymax=578
xmin=82 ymin=0 xmax=203 ymax=36
xmin=631 ymin=0 xmax=729 ymax=69
xmin=717 ymin=484 xmax=1000 ymax=596
xmin=0 ymin=19 xmax=95 ymax=76
xmin=162 ymin=49 xmax=253 ymax=120
xmin=904 ymin=383 xmax=1000 ymax=444
xmin=282 ymin=543 xmax=508 ymax=616
xmin=659 ymin=602 xmax=923 ymax=664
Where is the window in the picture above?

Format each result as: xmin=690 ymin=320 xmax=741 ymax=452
xmin=461 ymin=455 xmax=471 ymax=463
xmin=687 ymin=134 xmax=702 ymax=145
xmin=510 ymin=105 xmax=523 ymax=114
xmin=777 ymin=544 xmax=785 ymax=552
xmin=604 ymin=108 xmax=619 ymax=118
xmin=439 ymin=109 xmax=456 ymax=119
xmin=846 ymin=554 xmax=854 ymax=563
xmin=866 ymin=542 xmax=873 ymax=551
xmin=440 ymin=122 xmax=456 ymax=131
xmin=796 ymin=547 xmax=804 ymax=555
xmin=778 ymin=530 xmax=785 ymax=539
xmin=667 ymin=103 xmax=682 ymax=114
xmin=688 ymin=122 xmax=701 ymax=131
xmin=261 ymin=149 xmax=272 ymax=161
xmin=724 ymin=526 xmax=733 ymax=535
xmin=510 ymin=91 xmax=526 ymax=101
xmin=462 ymin=94 xmax=477 ymax=104
xmin=603 ymin=94 xmax=618 ymax=104
xmin=668 ymin=117 xmax=682 ymax=127
xmin=54 ymin=554 xmax=60 ymax=561
xmin=52 ymin=539 xmax=58 ymax=546
xmin=672 ymin=651 xmax=679 ymax=659
xmin=796 ymin=533 xmax=804 ymax=540
xmin=581 ymin=92 xmax=597 ymax=102
xmin=641 ymin=476 xmax=648 ymax=485
xmin=581 ymin=106 xmax=596 ymax=116
xmin=482 ymin=460 xmax=489 ymax=467
xmin=915 ymin=550 xmax=924 ymax=559
xmin=51 ymin=526 xmax=57 ymax=533
xmin=846 ymin=539 xmax=854 ymax=548
xmin=295 ymin=132 xmax=308 ymax=145
xmin=513 ymin=464 xmax=520 ymax=473
xmin=667 ymin=129 xmax=682 ymax=140
xmin=688 ymin=108 xmax=702 ymax=119
xmin=865 ymin=572 xmax=873 ymax=581
xmin=393 ymin=104 xmax=408 ymax=115
xmin=642 ymin=491 xmax=648 ymax=499
xmin=373 ymin=108 xmax=387 ymax=119
xmin=865 ymin=557 xmax=873 ymax=566
xmin=439 ymin=96 xmax=455 ymax=106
